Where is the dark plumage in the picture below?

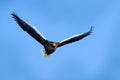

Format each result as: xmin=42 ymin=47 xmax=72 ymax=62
xmin=12 ymin=13 xmax=93 ymax=57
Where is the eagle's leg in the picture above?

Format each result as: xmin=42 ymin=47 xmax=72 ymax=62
xmin=41 ymin=49 xmax=50 ymax=57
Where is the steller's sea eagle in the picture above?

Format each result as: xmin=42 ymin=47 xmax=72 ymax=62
xmin=11 ymin=13 xmax=93 ymax=57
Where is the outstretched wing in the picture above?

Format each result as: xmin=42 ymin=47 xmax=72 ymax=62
xmin=57 ymin=26 xmax=93 ymax=47
xmin=12 ymin=13 xmax=46 ymax=46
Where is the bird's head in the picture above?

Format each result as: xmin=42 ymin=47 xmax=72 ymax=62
xmin=41 ymin=42 xmax=59 ymax=57
xmin=51 ymin=42 xmax=58 ymax=48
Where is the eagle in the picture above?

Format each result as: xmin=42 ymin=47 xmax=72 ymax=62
xmin=11 ymin=13 xmax=93 ymax=57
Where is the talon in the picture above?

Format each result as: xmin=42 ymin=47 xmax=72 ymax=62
xmin=44 ymin=53 xmax=51 ymax=57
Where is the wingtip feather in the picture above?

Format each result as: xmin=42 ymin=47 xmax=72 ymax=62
xmin=89 ymin=26 xmax=94 ymax=34
xmin=11 ymin=13 xmax=19 ymax=20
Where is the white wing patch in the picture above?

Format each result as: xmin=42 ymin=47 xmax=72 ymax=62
xmin=59 ymin=33 xmax=84 ymax=43
xmin=28 ymin=23 xmax=46 ymax=40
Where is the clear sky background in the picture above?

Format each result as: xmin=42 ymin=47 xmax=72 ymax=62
xmin=0 ymin=0 xmax=120 ymax=80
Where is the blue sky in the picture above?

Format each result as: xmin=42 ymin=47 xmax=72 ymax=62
xmin=0 ymin=0 xmax=120 ymax=80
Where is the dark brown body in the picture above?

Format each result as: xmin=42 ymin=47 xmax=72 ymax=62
xmin=44 ymin=41 xmax=59 ymax=56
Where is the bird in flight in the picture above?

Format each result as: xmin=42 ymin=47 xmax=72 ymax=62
xmin=11 ymin=13 xmax=93 ymax=57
